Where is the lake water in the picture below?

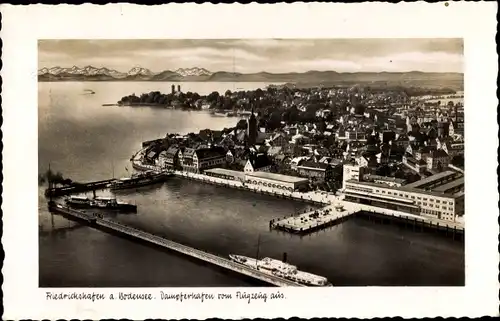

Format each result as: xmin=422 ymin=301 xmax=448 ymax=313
xmin=38 ymin=81 xmax=465 ymax=287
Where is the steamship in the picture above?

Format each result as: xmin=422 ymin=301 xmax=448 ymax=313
xmin=229 ymin=253 xmax=331 ymax=287
xmin=65 ymin=196 xmax=137 ymax=212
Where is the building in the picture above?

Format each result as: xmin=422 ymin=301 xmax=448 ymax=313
xmin=162 ymin=146 xmax=180 ymax=170
xmin=225 ymin=149 xmax=235 ymax=164
xmin=178 ymin=146 xmax=226 ymax=173
xmin=342 ymin=163 xmax=368 ymax=189
xmin=402 ymin=153 xmax=427 ymax=174
xmin=296 ymin=161 xmax=333 ymax=183
xmin=343 ymin=176 xmax=464 ymax=222
xmin=177 ymin=85 xmax=181 ymax=93
xmin=404 ymin=170 xmax=462 ymax=190
xmin=441 ymin=141 xmax=464 ymax=157
xmin=290 ymin=156 xmax=309 ymax=170
xmin=426 ymin=149 xmax=450 ymax=171
xmin=379 ymin=130 xmax=396 ymax=144
xmin=156 ymin=150 xmax=169 ymax=168
xmin=269 ymin=133 xmax=289 ymax=148
xmin=171 ymin=84 xmax=175 ymax=94
xmin=143 ymin=149 xmax=159 ymax=164
xmin=449 ymin=121 xmax=464 ymax=136
xmin=247 ymin=107 xmax=258 ymax=146
xmin=362 ymin=174 xmax=406 ymax=187
xmin=204 ymin=168 xmax=246 ymax=182
xmin=244 ymin=171 xmax=309 ymax=192
xmin=244 ymin=153 xmax=272 ymax=173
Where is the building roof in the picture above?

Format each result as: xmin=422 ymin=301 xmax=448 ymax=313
xmin=165 ymin=146 xmax=179 ymax=156
xmin=249 ymin=153 xmax=272 ymax=169
xmin=297 ymin=160 xmax=330 ymax=171
xmin=346 ymin=179 xmax=460 ymax=199
xmin=364 ymin=174 xmax=406 ymax=185
xmin=404 ymin=170 xmax=458 ymax=189
xmin=432 ymin=177 xmax=465 ymax=193
xmin=204 ymin=168 xmax=246 ymax=180
xmin=430 ymin=149 xmax=449 ymax=158
xmin=183 ymin=148 xmax=196 ymax=157
xmin=194 ymin=146 xmax=226 ymax=160
xmin=246 ymin=171 xmax=309 ymax=184
xmin=267 ymin=146 xmax=282 ymax=157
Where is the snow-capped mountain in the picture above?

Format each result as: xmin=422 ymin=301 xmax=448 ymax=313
xmin=174 ymin=67 xmax=212 ymax=77
xmin=38 ymin=65 xmax=126 ymax=78
xmin=38 ymin=67 xmax=49 ymax=75
xmin=127 ymin=67 xmax=154 ymax=76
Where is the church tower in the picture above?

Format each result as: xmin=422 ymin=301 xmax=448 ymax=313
xmin=247 ymin=106 xmax=258 ymax=146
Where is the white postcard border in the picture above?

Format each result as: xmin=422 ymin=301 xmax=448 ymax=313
xmin=1 ymin=2 xmax=498 ymax=319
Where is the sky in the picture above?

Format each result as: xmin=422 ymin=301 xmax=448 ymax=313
xmin=38 ymin=39 xmax=463 ymax=73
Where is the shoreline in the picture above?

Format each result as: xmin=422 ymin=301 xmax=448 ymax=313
xmin=131 ymin=158 xmax=333 ymax=206
xmin=131 ymin=152 xmax=465 ymax=232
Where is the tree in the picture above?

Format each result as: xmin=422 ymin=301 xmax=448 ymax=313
xmin=236 ymin=119 xmax=248 ymax=130
xmin=207 ymin=91 xmax=220 ymax=103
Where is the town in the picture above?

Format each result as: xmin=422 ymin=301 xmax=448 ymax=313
xmin=134 ymin=84 xmax=465 ymax=225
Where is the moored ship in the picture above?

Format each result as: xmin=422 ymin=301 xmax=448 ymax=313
xmin=229 ymin=254 xmax=332 ymax=286
xmin=65 ymin=196 xmax=137 ymax=212
xmin=108 ymin=170 xmax=173 ymax=190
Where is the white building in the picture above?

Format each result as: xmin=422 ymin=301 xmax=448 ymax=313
xmin=244 ymin=171 xmax=309 ymax=192
xmin=342 ymin=168 xmax=465 ymax=222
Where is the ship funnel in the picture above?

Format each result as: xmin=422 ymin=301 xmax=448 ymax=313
xmin=283 ymin=252 xmax=288 ymax=263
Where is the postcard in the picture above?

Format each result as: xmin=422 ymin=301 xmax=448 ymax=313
xmin=1 ymin=2 xmax=498 ymax=319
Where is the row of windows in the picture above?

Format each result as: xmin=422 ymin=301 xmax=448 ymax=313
xmin=422 ymin=209 xmax=440 ymax=216
xmin=246 ymin=180 xmax=294 ymax=191
xmin=374 ymin=189 xmax=453 ymax=205
xmin=206 ymin=173 xmax=236 ymax=181
xmin=418 ymin=202 xmax=453 ymax=210
xmin=346 ymin=185 xmax=373 ymax=193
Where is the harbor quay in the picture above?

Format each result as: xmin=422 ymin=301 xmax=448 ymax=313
xmin=47 ymin=202 xmax=303 ymax=288
xmin=131 ymin=156 xmax=333 ymax=206
xmin=270 ymin=198 xmax=465 ymax=239
xmin=270 ymin=206 xmax=356 ymax=234
xmin=173 ymin=170 xmax=331 ymax=206
xmin=132 ymin=154 xmax=465 ymax=239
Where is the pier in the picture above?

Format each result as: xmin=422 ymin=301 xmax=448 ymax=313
xmin=48 ymin=202 xmax=304 ymax=287
xmin=174 ymin=170 xmax=330 ymax=206
xmin=270 ymin=200 xmax=465 ymax=240
xmin=270 ymin=206 xmax=356 ymax=235
xmin=45 ymin=179 xmax=117 ymax=197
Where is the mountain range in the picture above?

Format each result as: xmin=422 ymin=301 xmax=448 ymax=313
xmin=37 ymin=65 xmax=463 ymax=89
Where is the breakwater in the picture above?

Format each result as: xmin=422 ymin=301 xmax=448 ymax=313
xmin=48 ymin=202 xmax=305 ymax=287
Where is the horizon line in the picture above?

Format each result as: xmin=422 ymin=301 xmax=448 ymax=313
xmin=38 ymin=65 xmax=464 ymax=74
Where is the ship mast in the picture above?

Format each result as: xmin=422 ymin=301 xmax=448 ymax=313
xmin=48 ymin=162 xmax=52 ymax=202
xmin=255 ymin=234 xmax=261 ymax=269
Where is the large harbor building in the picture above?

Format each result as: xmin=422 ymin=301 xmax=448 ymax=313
xmin=204 ymin=168 xmax=310 ymax=192
xmin=342 ymin=165 xmax=464 ymax=222
xmin=245 ymin=171 xmax=309 ymax=192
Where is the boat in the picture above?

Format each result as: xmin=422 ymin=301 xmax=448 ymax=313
xmin=108 ymin=170 xmax=173 ymax=190
xmin=228 ymin=234 xmax=331 ymax=287
xmin=64 ymin=196 xmax=137 ymax=212
xmin=229 ymin=254 xmax=332 ymax=287
xmin=84 ymin=89 xmax=95 ymax=95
